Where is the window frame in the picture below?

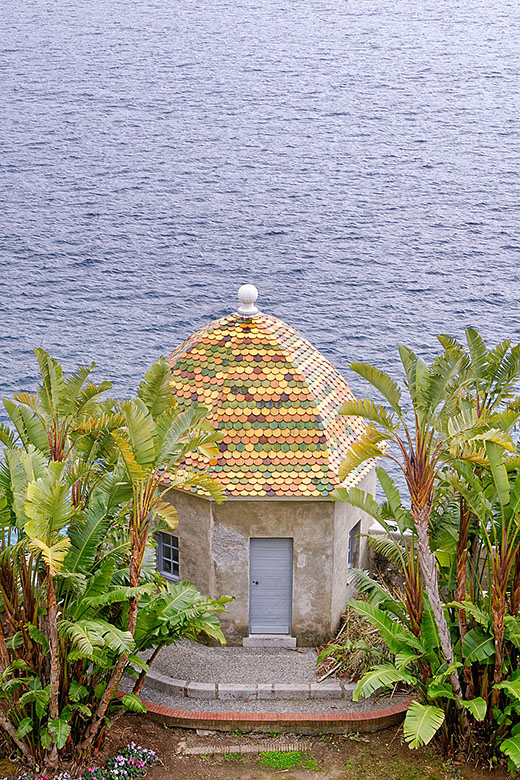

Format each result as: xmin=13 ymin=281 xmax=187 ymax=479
xmin=157 ymin=531 xmax=180 ymax=582
xmin=348 ymin=520 xmax=361 ymax=568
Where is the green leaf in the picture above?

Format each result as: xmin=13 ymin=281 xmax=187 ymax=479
xmin=25 ymin=623 xmax=49 ymax=653
xmin=465 ymin=327 xmax=489 ymax=380
xmin=500 ymin=734 xmax=520 ymax=770
xmin=17 ymin=685 xmax=49 ymax=719
xmin=445 ymin=600 xmax=490 ymax=628
xmin=463 ymin=627 xmax=495 ymax=663
xmin=339 ymin=399 xmax=395 ymax=430
xmin=424 ymin=348 xmax=463 ymax=413
xmin=338 ymin=427 xmax=387 ymax=482
xmin=509 ymin=472 xmax=520 ymax=515
xmin=486 ymin=440 xmax=510 ymax=506
xmin=69 ymin=679 xmax=88 ymax=702
xmin=395 ymin=650 xmax=420 ymax=670
xmin=40 ymin=729 xmax=52 ymax=749
xmin=64 ymin=497 xmax=109 ymax=574
xmin=403 ymin=701 xmax=445 ymax=749
xmin=316 ymin=644 xmax=343 ymax=664
xmin=494 ymin=679 xmax=520 ymax=700
xmin=121 ymin=694 xmax=147 ymax=713
xmin=0 ymin=423 xmax=17 ymax=448
xmin=348 ymin=599 xmax=422 ymax=655
xmin=504 ymin=616 xmax=520 ymax=649
xmin=331 ymin=486 xmax=382 ymax=525
xmin=72 ymin=703 xmax=92 ymax=718
xmin=414 ymin=358 xmax=430 ymax=412
xmin=398 ymin=345 xmax=418 ymax=403
xmin=350 ymin=363 xmax=402 ymax=415
xmin=461 ymin=697 xmax=487 ymax=721
xmin=137 ymin=358 xmax=176 ymax=419
xmin=16 ymin=717 xmax=33 ymax=739
xmin=353 ymin=664 xmax=415 ymax=701
xmin=427 ymin=680 xmax=455 ymax=701
xmin=48 ymin=717 xmax=71 ymax=750
xmin=112 ymin=431 xmax=147 ymax=483
xmin=121 ymin=400 xmax=156 ymax=469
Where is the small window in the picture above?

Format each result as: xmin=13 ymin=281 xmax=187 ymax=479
xmin=348 ymin=521 xmax=361 ymax=568
xmin=157 ymin=532 xmax=180 ymax=581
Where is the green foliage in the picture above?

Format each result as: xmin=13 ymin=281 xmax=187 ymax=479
xmin=403 ymin=702 xmax=445 ymax=749
xmin=0 ymin=351 xmax=229 ymax=772
xmin=335 ymin=328 xmax=520 ymax=771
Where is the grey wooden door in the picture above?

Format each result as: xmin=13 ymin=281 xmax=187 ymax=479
xmin=249 ymin=538 xmax=293 ymax=634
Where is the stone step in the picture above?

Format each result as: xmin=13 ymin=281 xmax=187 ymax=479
xmin=242 ymin=634 xmax=297 ymax=648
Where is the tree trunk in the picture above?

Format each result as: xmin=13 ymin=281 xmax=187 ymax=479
xmin=414 ymin=507 xmax=465 ymax=703
xmin=132 ymin=646 xmax=162 ymax=697
xmin=491 ymin=562 xmax=508 ymax=708
xmin=511 ymin=554 xmax=520 ymax=616
xmin=455 ymin=497 xmax=469 ymax=638
xmin=0 ymin=712 xmax=35 ymax=766
xmin=45 ymin=568 xmax=60 ymax=771
xmin=80 ymin=596 xmax=139 ymax=753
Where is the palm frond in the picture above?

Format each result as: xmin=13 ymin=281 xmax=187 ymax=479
xmin=338 ymin=426 xmax=387 ymax=481
xmin=138 ymin=358 xmax=177 ymax=419
xmin=121 ymin=400 xmax=156 ymax=469
xmin=340 ymin=399 xmax=396 ymax=430
xmin=353 ymin=664 xmax=416 ymax=701
xmin=403 ymin=701 xmax=445 ymax=749
xmin=350 ymin=363 xmax=402 ymax=415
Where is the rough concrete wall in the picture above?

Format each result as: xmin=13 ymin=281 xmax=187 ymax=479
xmin=164 ymin=490 xmax=212 ymax=594
xmin=210 ymin=500 xmax=335 ymax=646
xmin=331 ymin=468 xmax=377 ymax=633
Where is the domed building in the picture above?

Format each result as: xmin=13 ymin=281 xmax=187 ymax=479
xmin=160 ymin=286 xmax=376 ymax=646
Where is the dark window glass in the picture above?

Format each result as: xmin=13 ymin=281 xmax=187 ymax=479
xmin=348 ymin=521 xmax=361 ymax=568
xmin=158 ymin=532 xmax=180 ymax=581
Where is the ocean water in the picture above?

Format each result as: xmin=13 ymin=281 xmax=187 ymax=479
xmin=1 ymin=0 xmax=520 ymax=412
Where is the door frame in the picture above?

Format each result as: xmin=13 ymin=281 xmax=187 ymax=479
xmin=248 ymin=536 xmax=293 ymax=635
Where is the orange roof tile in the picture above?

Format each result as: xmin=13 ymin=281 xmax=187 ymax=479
xmin=166 ymin=312 xmax=372 ymax=498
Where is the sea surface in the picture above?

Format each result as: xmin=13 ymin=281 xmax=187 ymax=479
xmin=1 ymin=0 xmax=520 ymax=413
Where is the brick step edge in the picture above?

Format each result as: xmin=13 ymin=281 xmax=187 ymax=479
xmin=142 ymin=696 xmax=412 ymax=735
xmin=145 ymin=668 xmax=357 ymax=701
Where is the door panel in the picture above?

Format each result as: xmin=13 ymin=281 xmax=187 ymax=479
xmin=249 ymin=538 xmax=293 ymax=634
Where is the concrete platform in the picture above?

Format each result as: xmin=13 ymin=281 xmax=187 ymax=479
xmin=151 ymin=639 xmax=318 ymax=685
xmin=242 ymin=634 xmax=297 ymax=648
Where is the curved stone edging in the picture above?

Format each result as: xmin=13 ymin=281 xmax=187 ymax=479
xmin=141 ymin=695 xmax=413 ymax=735
xmin=145 ymin=667 xmax=356 ymax=701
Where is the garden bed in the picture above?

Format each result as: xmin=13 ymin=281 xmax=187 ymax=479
xmin=87 ymin=715 xmax=513 ymax=780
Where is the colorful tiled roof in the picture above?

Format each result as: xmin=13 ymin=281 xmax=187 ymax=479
xmin=166 ymin=311 xmax=371 ymax=498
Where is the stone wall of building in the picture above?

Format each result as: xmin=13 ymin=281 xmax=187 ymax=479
xmin=331 ymin=469 xmax=377 ymax=636
xmin=164 ymin=490 xmax=212 ymax=594
xmin=165 ymin=473 xmax=376 ymax=647
xmin=209 ymin=498 xmax=335 ymax=646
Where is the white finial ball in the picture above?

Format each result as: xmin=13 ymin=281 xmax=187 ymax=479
xmin=238 ymin=284 xmax=258 ymax=305
xmin=237 ymin=284 xmax=259 ymax=317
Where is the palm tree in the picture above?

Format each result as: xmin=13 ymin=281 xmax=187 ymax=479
xmin=335 ymin=335 xmax=517 ymax=708
xmin=80 ymin=358 xmax=224 ymax=751
xmin=0 ymin=352 xmax=228 ymax=770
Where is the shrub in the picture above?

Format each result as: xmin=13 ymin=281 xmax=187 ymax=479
xmin=317 ymin=602 xmax=390 ymax=680
xmin=0 ymin=351 xmax=230 ymax=772
xmin=334 ymin=329 xmax=520 ymax=772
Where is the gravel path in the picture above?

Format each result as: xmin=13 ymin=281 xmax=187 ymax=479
xmin=140 ymin=682 xmax=408 ymax=714
xmin=152 ymin=640 xmax=320 ymax=684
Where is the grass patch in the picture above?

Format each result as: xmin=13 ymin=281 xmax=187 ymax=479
xmin=223 ymin=752 xmax=243 ymax=762
xmin=259 ymin=750 xmax=320 ymax=770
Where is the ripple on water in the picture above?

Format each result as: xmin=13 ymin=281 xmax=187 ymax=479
xmin=0 ymin=0 xmax=519 ymax=416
